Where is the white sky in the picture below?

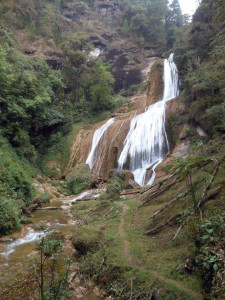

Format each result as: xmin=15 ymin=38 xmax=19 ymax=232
xmin=178 ymin=0 xmax=199 ymax=15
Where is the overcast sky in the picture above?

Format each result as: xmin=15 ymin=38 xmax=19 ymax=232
xmin=178 ymin=0 xmax=199 ymax=15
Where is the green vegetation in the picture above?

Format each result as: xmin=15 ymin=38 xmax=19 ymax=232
xmin=34 ymin=232 xmax=72 ymax=300
xmin=70 ymin=196 xmax=201 ymax=299
xmin=0 ymin=135 xmax=35 ymax=234
xmin=0 ymin=198 xmax=21 ymax=234
xmin=175 ymin=0 xmax=225 ymax=136
xmin=65 ymin=164 xmax=91 ymax=195
xmin=1 ymin=231 xmax=72 ymax=299
xmin=69 ymin=139 xmax=224 ymax=299
xmin=192 ymin=215 xmax=225 ymax=299
xmin=72 ymin=225 xmax=103 ymax=256
xmin=0 ymin=0 xmax=224 ymax=298
xmin=121 ymin=0 xmax=186 ymax=49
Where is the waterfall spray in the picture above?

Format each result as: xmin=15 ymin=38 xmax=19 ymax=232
xmin=118 ymin=54 xmax=179 ymax=186
xmin=86 ymin=118 xmax=115 ymax=171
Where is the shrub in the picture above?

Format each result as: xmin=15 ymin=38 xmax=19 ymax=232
xmin=0 ymin=198 xmax=21 ymax=234
xmin=66 ymin=164 xmax=91 ymax=195
xmin=104 ymin=177 xmax=124 ymax=200
xmin=72 ymin=225 xmax=103 ymax=256
xmin=192 ymin=214 xmax=225 ymax=298
xmin=39 ymin=192 xmax=52 ymax=203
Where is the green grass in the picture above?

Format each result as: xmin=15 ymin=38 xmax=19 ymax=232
xmin=71 ymin=196 xmax=203 ymax=299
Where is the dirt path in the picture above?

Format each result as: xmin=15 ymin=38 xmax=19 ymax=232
xmin=118 ymin=202 xmax=133 ymax=264
xmin=117 ymin=201 xmax=203 ymax=300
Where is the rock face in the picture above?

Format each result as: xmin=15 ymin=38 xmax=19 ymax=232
xmin=125 ymin=179 xmax=141 ymax=190
xmin=46 ymin=160 xmax=62 ymax=179
xmin=66 ymin=59 xmax=167 ymax=182
xmin=109 ymin=169 xmax=134 ymax=182
xmin=65 ymin=163 xmax=91 ymax=181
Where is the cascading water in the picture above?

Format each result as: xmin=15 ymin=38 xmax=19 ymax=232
xmin=0 ymin=228 xmax=47 ymax=259
xmin=86 ymin=118 xmax=115 ymax=171
xmin=118 ymin=54 xmax=179 ymax=186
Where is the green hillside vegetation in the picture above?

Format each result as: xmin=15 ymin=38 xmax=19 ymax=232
xmin=0 ymin=0 xmax=224 ymax=299
xmin=175 ymin=0 xmax=225 ymax=136
xmin=0 ymin=0 xmax=189 ymax=235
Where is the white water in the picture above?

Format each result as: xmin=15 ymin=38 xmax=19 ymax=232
xmin=0 ymin=228 xmax=47 ymax=259
xmin=89 ymin=47 xmax=105 ymax=58
xmin=62 ymin=190 xmax=94 ymax=204
xmin=86 ymin=118 xmax=115 ymax=170
xmin=118 ymin=54 xmax=179 ymax=186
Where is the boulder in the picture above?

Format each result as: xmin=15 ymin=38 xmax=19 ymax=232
xmin=179 ymin=125 xmax=191 ymax=140
xmin=45 ymin=160 xmax=62 ymax=179
xmin=89 ymin=173 xmax=103 ymax=188
xmin=109 ymin=169 xmax=134 ymax=182
xmin=125 ymin=179 xmax=141 ymax=190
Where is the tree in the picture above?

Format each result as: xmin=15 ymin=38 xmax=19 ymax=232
xmin=165 ymin=0 xmax=183 ymax=48
xmin=32 ymin=232 xmax=72 ymax=300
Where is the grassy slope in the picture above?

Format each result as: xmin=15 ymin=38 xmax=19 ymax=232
xmin=70 ymin=138 xmax=225 ymax=299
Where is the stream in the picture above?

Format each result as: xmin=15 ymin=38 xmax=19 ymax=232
xmin=0 ymin=190 xmax=103 ymax=300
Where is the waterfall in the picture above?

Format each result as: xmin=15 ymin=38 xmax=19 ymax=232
xmin=118 ymin=54 xmax=179 ymax=186
xmin=86 ymin=118 xmax=115 ymax=170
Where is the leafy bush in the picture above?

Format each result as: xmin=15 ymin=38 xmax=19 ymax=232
xmin=104 ymin=177 xmax=124 ymax=200
xmin=72 ymin=225 xmax=103 ymax=256
xmin=0 ymin=136 xmax=35 ymax=205
xmin=66 ymin=173 xmax=90 ymax=195
xmin=39 ymin=192 xmax=52 ymax=203
xmin=0 ymin=198 xmax=21 ymax=234
xmin=206 ymin=102 xmax=225 ymax=133
xmin=192 ymin=215 xmax=225 ymax=298
xmin=66 ymin=164 xmax=91 ymax=195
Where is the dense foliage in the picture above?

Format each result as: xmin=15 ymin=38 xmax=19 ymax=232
xmin=175 ymin=0 xmax=225 ymax=136
xmin=0 ymin=135 xmax=35 ymax=234
xmin=192 ymin=215 xmax=225 ymax=299
xmin=121 ymin=0 xmax=186 ymax=49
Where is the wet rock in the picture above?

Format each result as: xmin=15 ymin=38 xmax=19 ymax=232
xmin=0 ymin=237 xmax=13 ymax=243
xmin=89 ymin=174 xmax=102 ymax=188
xmin=125 ymin=179 xmax=140 ymax=190
xmin=109 ymin=169 xmax=134 ymax=182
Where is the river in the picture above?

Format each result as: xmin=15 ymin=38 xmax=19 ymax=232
xmin=0 ymin=190 xmax=104 ymax=300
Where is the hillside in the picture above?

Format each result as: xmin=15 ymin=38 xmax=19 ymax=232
xmin=0 ymin=0 xmax=225 ymax=300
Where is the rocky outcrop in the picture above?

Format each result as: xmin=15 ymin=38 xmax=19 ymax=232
xmin=66 ymin=59 xmax=168 ymax=181
xmin=45 ymin=160 xmax=62 ymax=179
xmin=19 ymin=32 xmax=63 ymax=69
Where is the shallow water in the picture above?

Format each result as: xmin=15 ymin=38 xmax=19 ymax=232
xmin=0 ymin=192 xmax=103 ymax=299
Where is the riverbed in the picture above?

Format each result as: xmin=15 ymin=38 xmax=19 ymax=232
xmin=0 ymin=190 xmax=104 ymax=300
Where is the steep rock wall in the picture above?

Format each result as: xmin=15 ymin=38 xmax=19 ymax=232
xmin=67 ymin=58 xmax=168 ymax=180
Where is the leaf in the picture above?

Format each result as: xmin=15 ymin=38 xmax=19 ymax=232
xmin=203 ymin=235 xmax=209 ymax=240
xmin=213 ymin=264 xmax=218 ymax=271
